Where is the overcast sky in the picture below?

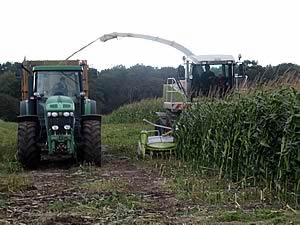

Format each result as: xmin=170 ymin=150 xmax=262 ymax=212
xmin=0 ymin=0 xmax=299 ymax=70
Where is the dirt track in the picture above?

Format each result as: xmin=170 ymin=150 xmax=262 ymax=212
xmin=0 ymin=146 xmax=209 ymax=225
xmin=3 ymin=144 xmax=278 ymax=225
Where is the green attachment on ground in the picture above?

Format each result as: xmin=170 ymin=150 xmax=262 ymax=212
xmin=138 ymin=130 xmax=176 ymax=158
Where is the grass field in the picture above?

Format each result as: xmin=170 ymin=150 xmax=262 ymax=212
xmin=102 ymin=122 xmax=151 ymax=157
xmin=0 ymin=121 xmax=20 ymax=173
xmin=103 ymin=98 xmax=164 ymax=124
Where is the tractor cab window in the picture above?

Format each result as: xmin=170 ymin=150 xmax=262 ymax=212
xmin=36 ymin=71 xmax=80 ymax=98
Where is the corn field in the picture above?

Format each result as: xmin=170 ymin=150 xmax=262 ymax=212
xmin=174 ymin=87 xmax=300 ymax=201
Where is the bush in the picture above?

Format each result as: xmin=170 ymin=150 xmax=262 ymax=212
xmin=103 ymin=98 xmax=164 ymax=124
xmin=0 ymin=94 xmax=19 ymax=122
xmin=0 ymin=72 xmax=21 ymax=99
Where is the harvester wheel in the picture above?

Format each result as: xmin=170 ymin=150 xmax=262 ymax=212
xmin=81 ymin=120 xmax=101 ymax=166
xmin=17 ymin=121 xmax=40 ymax=169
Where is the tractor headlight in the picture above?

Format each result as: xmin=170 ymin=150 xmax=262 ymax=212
xmin=52 ymin=125 xmax=59 ymax=130
xmin=64 ymin=125 xmax=71 ymax=130
xmin=51 ymin=112 xmax=58 ymax=117
xmin=70 ymin=112 xmax=74 ymax=117
xmin=63 ymin=112 xmax=70 ymax=117
xmin=47 ymin=112 xmax=51 ymax=117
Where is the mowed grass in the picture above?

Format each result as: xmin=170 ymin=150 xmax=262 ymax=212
xmin=102 ymin=122 xmax=152 ymax=158
xmin=102 ymin=98 xmax=159 ymax=156
xmin=47 ymin=192 xmax=151 ymax=224
xmin=0 ymin=121 xmax=32 ymax=193
xmin=0 ymin=121 xmax=20 ymax=172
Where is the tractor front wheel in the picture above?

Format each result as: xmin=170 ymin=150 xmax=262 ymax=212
xmin=81 ymin=120 xmax=101 ymax=166
xmin=17 ymin=121 xmax=41 ymax=169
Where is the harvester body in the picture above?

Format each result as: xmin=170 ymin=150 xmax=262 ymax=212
xmin=99 ymin=32 xmax=247 ymax=157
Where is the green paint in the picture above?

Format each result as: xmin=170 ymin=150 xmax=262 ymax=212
xmin=47 ymin=132 xmax=75 ymax=154
xmin=139 ymin=130 xmax=176 ymax=157
xmin=45 ymin=96 xmax=76 ymax=155
xmin=46 ymin=96 xmax=75 ymax=112
xmin=84 ymin=99 xmax=92 ymax=114
xmin=33 ymin=65 xmax=82 ymax=71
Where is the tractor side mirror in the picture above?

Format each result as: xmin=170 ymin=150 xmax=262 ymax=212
xmin=177 ymin=65 xmax=185 ymax=80
xmin=33 ymin=92 xmax=44 ymax=98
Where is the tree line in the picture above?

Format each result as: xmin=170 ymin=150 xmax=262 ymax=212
xmin=0 ymin=61 xmax=299 ymax=121
xmin=244 ymin=60 xmax=300 ymax=81
xmin=89 ymin=65 xmax=175 ymax=114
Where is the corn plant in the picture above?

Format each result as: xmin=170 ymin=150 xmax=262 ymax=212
xmin=174 ymin=87 xmax=300 ymax=204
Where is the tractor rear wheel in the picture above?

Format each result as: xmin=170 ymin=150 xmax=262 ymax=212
xmin=17 ymin=121 xmax=40 ymax=169
xmin=81 ymin=120 xmax=101 ymax=166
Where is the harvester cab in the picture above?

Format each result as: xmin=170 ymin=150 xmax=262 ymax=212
xmin=18 ymin=60 xmax=102 ymax=168
xmin=163 ymin=54 xmax=248 ymax=113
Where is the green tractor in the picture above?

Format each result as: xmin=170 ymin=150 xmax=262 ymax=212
xmin=17 ymin=60 xmax=101 ymax=168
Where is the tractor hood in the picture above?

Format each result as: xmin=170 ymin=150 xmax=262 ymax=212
xmin=46 ymin=96 xmax=75 ymax=112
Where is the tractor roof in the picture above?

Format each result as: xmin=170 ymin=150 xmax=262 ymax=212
xmin=33 ymin=65 xmax=83 ymax=71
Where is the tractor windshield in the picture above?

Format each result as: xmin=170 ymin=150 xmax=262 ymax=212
xmin=36 ymin=71 xmax=80 ymax=98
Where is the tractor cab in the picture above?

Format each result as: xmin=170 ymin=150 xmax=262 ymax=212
xmin=30 ymin=66 xmax=85 ymax=140
xmin=34 ymin=66 xmax=82 ymax=98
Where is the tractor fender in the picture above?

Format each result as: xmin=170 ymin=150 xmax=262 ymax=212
xmin=19 ymin=100 xmax=29 ymax=116
xmin=80 ymin=114 xmax=102 ymax=122
xmin=17 ymin=115 xmax=39 ymax=123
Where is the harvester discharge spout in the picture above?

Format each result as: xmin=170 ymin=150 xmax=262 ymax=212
xmin=99 ymin=32 xmax=199 ymax=63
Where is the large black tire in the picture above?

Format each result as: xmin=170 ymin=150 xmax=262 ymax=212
xmin=17 ymin=121 xmax=40 ymax=169
xmin=81 ymin=120 xmax=101 ymax=166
